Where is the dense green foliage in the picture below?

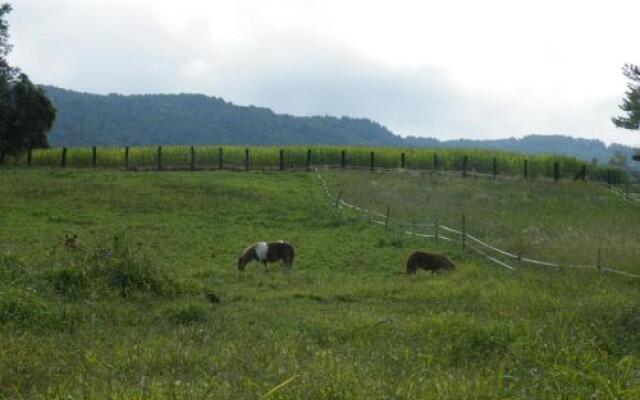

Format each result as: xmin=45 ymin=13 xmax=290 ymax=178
xmin=407 ymin=134 xmax=637 ymax=166
xmin=613 ymin=64 xmax=640 ymax=131
xmin=42 ymin=86 xmax=637 ymax=165
xmin=4 ymin=144 xmax=628 ymax=183
xmin=0 ymin=168 xmax=639 ymax=398
xmin=43 ymin=86 xmax=401 ymax=147
xmin=0 ymin=3 xmax=56 ymax=159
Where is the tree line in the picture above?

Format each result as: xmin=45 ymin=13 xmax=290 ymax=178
xmin=0 ymin=3 xmax=55 ymax=162
xmin=42 ymin=86 xmax=402 ymax=148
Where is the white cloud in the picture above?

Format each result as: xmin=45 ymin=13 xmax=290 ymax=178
xmin=7 ymin=0 xmax=640 ymax=145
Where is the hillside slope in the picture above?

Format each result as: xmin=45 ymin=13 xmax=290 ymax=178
xmin=42 ymin=86 xmax=636 ymax=164
xmin=43 ymin=86 xmax=402 ymax=147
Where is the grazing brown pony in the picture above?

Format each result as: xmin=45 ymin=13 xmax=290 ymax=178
xmin=406 ymin=251 xmax=455 ymax=274
xmin=237 ymin=241 xmax=295 ymax=273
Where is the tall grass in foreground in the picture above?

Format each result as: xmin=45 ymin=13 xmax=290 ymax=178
xmin=4 ymin=144 xmax=628 ymax=183
xmin=0 ymin=169 xmax=639 ymax=398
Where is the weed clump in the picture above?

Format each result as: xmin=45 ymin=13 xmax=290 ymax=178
xmin=0 ymin=287 xmax=58 ymax=328
xmin=0 ymin=252 xmax=30 ymax=285
xmin=165 ymin=303 xmax=208 ymax=325
xmin=48 ymin=267 xmax=88 ymax=298
xmin=48 ymin=233 xmax=180 ymax=299
xmin=376 ymin=229 xmax=407 ymax=248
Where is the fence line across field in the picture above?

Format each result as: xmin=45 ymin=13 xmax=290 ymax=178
xmin=9 ymin=144 xmax=630 ymax=186
xmin=315 ymin=168 xmax=640 ymax=279
xmin=14 ymin=144 xmax=637 ymax=203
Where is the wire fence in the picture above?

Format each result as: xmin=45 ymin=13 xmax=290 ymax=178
xmin=2 ymin=144 xmax=630 ymax=185
xmin=315 ymin=168 xmax=640 ymax=279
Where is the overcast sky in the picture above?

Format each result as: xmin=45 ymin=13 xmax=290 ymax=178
xmin=8 ymin=0 xmax=640 ymax=145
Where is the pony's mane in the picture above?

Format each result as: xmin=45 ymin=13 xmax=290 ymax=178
xmin=239 ymin=243 xmax=257 ymax=258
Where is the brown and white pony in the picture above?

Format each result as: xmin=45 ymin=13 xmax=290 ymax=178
xmin=406 ymin=251 xmax=455 ymax=274
xmin=237 ymin=241 xmax=295 ymax=273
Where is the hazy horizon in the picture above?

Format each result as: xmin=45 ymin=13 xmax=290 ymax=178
xmin=8 ymin=0 xmax=640 ymax=146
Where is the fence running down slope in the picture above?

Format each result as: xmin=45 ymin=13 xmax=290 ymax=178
xmin=315 ymin=168 xmax=640 ymax=279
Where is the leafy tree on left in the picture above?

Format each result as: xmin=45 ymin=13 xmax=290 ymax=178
xmin=0 ymin=3 xmax=55 ymax=162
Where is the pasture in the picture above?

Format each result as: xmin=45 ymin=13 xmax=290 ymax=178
xmin=1 ymin=167 xmax=639 ymax=399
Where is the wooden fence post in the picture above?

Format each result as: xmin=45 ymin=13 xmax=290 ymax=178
xmin=91 ymin=146 xmax=96 ymax=168
xmin=553 ymin=161 xmax=559 ymax=182
xmin=401 ymin=152 xmax=405 ymax=169
xmin=218 ymin=147 xmax=223 ymax=169
xmin=125 ymin=146 xmax=129 ymax=169
xmin=279 ymin=149 xmax=284 ymax=171
xmin=61 ymin=147 xmax=67 ymax=168
xmin=341 ymin=150 xmax=346 ymax=168
xmin=370 ymin=151 xmax=375 ymax=171
xmin=191 ymin=146 xmax=196 ymax=171
xmin=574 ymin=164 xmax=586 ymax=181
xmin=27 ymin=148 xmax=32 ymax=167
xmin=244 ymin=148 xmax=249 ymax=171
xmin=462 ymin=155 xmax=468 ymax=177
xmin=157 ymin=146 xmax=162 ymax=170
xmin=492 ymin=157 xmax=497 ymax=178
xmin=462 ymin=213 xmax=466 ymax=250
xmin=385 ymin=205 xmax=390 ymax=228
xmin=306 ymin=148 xmax=312 ymax=171
xmin=596 ymin=247 xmax=602 ymax=272
xmin=626 ymin=183 xmax=630 ymax=200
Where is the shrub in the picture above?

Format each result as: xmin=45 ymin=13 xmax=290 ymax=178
xmin=0 ymin=252 xmax=30 ymax=285
xmin=46 ymin=233 xmax=180 ymax=299
xmin=48 ymin=266 xmax=89 ymax=298
xmin=0 ymin=288 xmax=58 ymax=328
xmin=96 ymin=233 xmax=180 ymax=298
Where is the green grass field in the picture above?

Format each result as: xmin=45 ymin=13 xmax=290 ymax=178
xmin=1 ymin=168 xmax=639 ymax=399
xmin=324 ymin=169 xmax=640 ymax=272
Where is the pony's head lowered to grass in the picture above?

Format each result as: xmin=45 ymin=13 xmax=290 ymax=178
xmin=237 ymin=243 xmax=258 ymax=271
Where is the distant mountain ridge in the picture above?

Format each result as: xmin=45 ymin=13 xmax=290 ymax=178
xmin=42 ymin=86 xmax=636 ymax=164
xmin=405 ymin=135 xmax=636 ymax=165
xmin=42 ymin=86 xmax=403 ymax=148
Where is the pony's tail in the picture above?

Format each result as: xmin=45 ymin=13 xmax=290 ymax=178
xmin=285 ymin=244 xmax=294 ymax=272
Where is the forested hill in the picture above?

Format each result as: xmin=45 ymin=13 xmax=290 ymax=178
xmin=404 ymin=135 xmax=636 ymax=165
xmin=42 ymin=86 xmax=635 ymax=164
xmin=42 ymin=86 xmax=403 ymax=147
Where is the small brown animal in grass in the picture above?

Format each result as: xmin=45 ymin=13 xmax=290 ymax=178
xmin=406 ymin=251 xmax=455 ymax=274
xmin=205 ymin=292 xmax=221 ymax=304
xmin=64 ymin=233 xmax=80 ymax=250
